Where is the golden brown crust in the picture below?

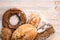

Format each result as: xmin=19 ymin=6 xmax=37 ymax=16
xmin=2 ymin=8 xmax=26 ymax=29
xmin=1 ymin=27 xmax=12 ymax=40
xmin=27 ymin=13 xmax=41 ymax=27
xmin=11 ymin=24 xmax=37 ymax=40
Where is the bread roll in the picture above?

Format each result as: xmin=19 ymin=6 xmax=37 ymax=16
xmin=27 ymin=13 xmax=41 ymax=27
xmin=11 ymin=24 xmax=37 ymax=40
xmin=1 ymin=27 xmax=12 ymax=40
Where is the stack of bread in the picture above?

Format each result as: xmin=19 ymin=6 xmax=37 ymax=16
xmin=1 ymin=8 xmax=54 ymax=40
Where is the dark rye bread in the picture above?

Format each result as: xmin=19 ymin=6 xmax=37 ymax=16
xmin=35 ymin=24 xmax=54 ymax=40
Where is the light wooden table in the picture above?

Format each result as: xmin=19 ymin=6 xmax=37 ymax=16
xmin=0 ymin=0 xmax=60 ymax=40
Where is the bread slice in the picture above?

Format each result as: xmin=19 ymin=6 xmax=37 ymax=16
xmin=35 ymin=24 xmax=54 ymax=40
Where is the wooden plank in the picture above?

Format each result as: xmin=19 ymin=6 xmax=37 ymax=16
xmin=55 ymin=6 xmax=60 ymax=10
xmin=55 ymin=1 xmax=60 ymax=5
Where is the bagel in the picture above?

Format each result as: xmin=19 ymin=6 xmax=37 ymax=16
xmin=11 ymin=24 xmax=37 ymax=40
xmin=27 ymin=13 xmax=41 ymax=27
xmin=2 ymin=8 xmax=26 ymax=29
xmin=1 ymin=27 xmax=12 ymax=40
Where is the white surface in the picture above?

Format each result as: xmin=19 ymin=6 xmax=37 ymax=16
xmin=10 ymin=15 xmax=19 ymax=25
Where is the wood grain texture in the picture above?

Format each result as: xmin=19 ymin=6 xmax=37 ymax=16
xmin=0 ymin=0 xmax=60 ymax=40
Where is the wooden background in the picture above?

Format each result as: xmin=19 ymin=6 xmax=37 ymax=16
xmin=0 ymin=0 xmax=60 ymax=40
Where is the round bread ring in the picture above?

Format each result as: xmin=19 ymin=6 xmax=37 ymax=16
xmin=11 ymin=24 xmax=37 ymax=40
xmin=2 ymin=8 xmax=26 ymax=29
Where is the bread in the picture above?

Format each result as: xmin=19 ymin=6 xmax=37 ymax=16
xmin=1 ymin=27 xmax=12 ymax=40
xmin=35 ymin=24 xmax=54 ymax=40
xmin=27 ymin=13 xmax=41 ymax=27
xmin=2 ymin=8 xmax=26 ymax=29
xmin=11 ymin=24 xmax=37 ymax=40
